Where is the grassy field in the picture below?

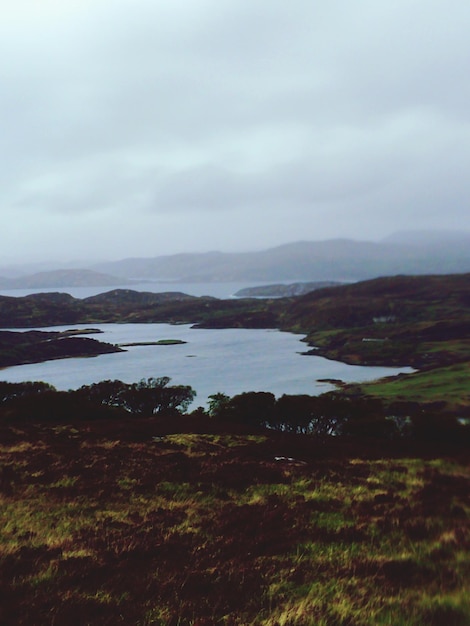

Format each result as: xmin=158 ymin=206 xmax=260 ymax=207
xmin=1 ymin=418 xmax=469 ymax=625
xmin=348 ymin=362 xmax=470 ymax=412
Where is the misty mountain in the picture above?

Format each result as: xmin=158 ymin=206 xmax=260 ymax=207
xmin=0 ymin=269 xmax=132 ymax=290
xmin=92 ymin=232 xmax=470 ymax=283
xmin=0 ymin=259 xmax=107 ymax=279
xmin=2 ymin=232 xmax=469 ymax=288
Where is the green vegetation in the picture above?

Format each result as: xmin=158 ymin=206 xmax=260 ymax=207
xmin=348 ymin=362 xmax=470 ymax=411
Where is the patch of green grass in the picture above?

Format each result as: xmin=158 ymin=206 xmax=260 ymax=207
xmin=356 ymin=362 xmax=470 ymax=409
xmin=163 ymin=432 xmax=267 ymax=452
xmin=0 ymin=498 xmax=97 ymax=552
xmin=50 ymin=476 xmax=78 ymax=488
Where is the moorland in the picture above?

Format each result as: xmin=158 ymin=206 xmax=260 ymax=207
xmin=0 ymin=272 xmax=469 ymax=624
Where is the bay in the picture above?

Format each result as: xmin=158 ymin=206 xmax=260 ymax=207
xmin=0 ymin=323 xmax=413 ymax=408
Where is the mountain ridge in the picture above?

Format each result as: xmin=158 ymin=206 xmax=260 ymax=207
xmin=2 ymin=231 xmax=470 ymax=287
xmin=91 ymin=234 xmax=470 ymax=282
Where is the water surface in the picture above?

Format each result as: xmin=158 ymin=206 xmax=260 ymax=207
xmin=0 ymin=323 xmax=414 ymax=407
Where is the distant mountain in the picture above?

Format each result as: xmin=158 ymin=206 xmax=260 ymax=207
xmin=3 ymin=232 xmax=470 ymax=288
xmin=0 ymin=258 xmax=107 ymax=279
xmin=93 ymin=233 xmax=470 ymax=283
xmin=0 ymin=269 xmax=132 ymax=290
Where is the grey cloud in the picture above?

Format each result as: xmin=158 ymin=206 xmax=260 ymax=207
xmin=1 ymin=0 xmax=469 ymax=261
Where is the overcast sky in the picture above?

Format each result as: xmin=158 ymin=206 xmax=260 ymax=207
xmin=1 ymin=0 xmax=470 ymax=263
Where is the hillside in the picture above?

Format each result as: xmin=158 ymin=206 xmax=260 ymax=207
xmin=279 ymin=273 xmax=470 ymax=366
xmin=0 ymin=416 xmax=468 ymax=625
xmin=273 ymin=273 xmax=470 ymax=411
xmin=234 ymin=281 xmax=343 ymax=297
xmin=0 ymin=289 xmax=281 ymax=329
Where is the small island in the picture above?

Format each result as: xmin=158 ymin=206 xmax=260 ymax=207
xmin=119 ymin=339 xmax=187 ymax=347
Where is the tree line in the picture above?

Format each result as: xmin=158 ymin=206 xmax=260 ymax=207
xmin=0 ymin=378 xmax=195 ymax=422
xmin=207 ymin=391 xmax=468 ymax=443
xmin=0 ymin=379 xmax=468 ymax=443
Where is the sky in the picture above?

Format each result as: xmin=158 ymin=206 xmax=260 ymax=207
xmin=1 ymin=0 xmax=470 ymax=264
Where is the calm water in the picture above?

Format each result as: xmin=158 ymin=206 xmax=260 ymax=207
xmin=0 ymin=323 xmax=414 ymax=408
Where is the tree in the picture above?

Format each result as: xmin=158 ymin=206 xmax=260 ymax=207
xmin=119 ymin=377 xmax=196 ymax=415
xmin=0 ymin=381 xmax=56 ymax=404
xmin=207 ymin=392 xmax=232 ymax=419
xmin=75 ymin=377 xmax=196 ymax=415
xmin=74 ymin=380 xmax=128 ymax=407
xmin=225 ymin=391 xmax=276 ymax=426
xmin=274 ymin=394 xmax=348 ymax=435
xmin=275 ymin=394 xmax=318 ymax=434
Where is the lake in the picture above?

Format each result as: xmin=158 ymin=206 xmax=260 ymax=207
xmin=0 ymin=323 xmax=414 ymax=408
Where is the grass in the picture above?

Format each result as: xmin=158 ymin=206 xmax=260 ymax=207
xmin=354 ymin=361 xmax=470 ymax=410
xmin=1 ymin=419 xmax=469 ymax=625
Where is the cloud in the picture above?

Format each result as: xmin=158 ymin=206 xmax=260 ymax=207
xmin=1 ymin=0 xmax=469 ymax=261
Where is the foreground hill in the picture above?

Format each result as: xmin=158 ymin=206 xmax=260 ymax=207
xmin=0 ymin=417 xmax=468 ymax=625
